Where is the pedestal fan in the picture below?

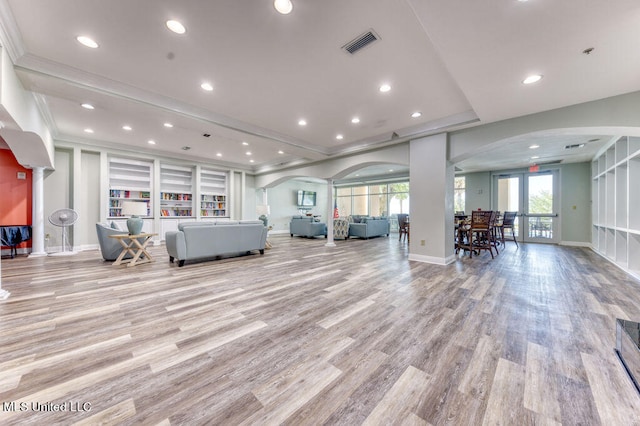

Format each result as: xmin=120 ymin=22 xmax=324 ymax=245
xmin=48 ymin=208 xmax=79 ymax=256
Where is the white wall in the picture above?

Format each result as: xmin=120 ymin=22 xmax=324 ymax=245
xmin=0 ymin=47 xmax=54 ymax=168
xmin=449 ymin=91 xmax=640 ymax=163
xmin=43 ymin=149 xmax=71 ymax=251
xmin=463 ymin=172 xmax=492 ymax=213
xmin=559 ymin=162 xmax=591 ymax=244
xmin=265 ymin=179 xmax=328 ymax=234
xmin=79 ymin=151 xmax=101 ymax=247
xmin=255 ymin=144 xmax=409 ymax=188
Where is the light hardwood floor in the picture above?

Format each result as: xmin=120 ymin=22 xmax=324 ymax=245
xmin=1 ymin=235 xmax=639 ymax=425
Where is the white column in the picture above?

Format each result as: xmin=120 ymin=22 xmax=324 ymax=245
xmin=29 ymin=166 xmax=47 ymax=257
xmin=325 ymin=179 xmax=335 ymax=247
xmin=408 ymin=134 xmax=455 ymax=264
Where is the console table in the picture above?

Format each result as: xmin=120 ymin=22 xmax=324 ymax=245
xmin=1 ymin=225 xmax=32 ymax=258
xmin=108 ymin=233 xmax=157 ymax=267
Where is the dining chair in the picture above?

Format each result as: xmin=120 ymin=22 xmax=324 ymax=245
xmin=497 ymin=211 xmax=518 ymax=247
xmin=397 ymin=213 xmax=409 ymax=242
xmin=458 ymin=210 xmax=495 ymax=258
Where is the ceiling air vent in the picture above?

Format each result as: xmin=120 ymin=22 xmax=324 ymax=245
xmin=565 ymin=143 xmax=585 ymax=149
xmin=342 ymin=30 xmax=380 ymax=55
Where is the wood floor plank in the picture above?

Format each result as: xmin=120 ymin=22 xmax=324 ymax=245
xmin=482 ymin=358 xmax=532 ymax=425
xmin=362 ymin=365 xmax=430 ymax=425
xmin=1 ymin=236 xmax=639 ymax=424
xmin=524 ymin=341 xmax=562 ymax=423
xmin=581 ymin=352 xmax=640 ymax=425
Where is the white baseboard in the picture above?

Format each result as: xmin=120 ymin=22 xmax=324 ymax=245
xmin=408 ymin=253 xmax=456 ymax=265
xmin=270 ymin=230 xmax=291 ymax=235
xmin=559 ymin=241 xmax=592 ymax=248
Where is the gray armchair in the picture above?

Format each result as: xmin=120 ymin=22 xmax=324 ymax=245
xmin=290 ymin=216 xmax=326 ymax=238
xmin=95 ymin=223 xmax=143 ymax=261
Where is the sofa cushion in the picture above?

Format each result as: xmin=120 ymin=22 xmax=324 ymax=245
xmin=239 ymin=220 xmax=265 ymax=225
xmin=178 ymin=222 xmax=215 ymax=231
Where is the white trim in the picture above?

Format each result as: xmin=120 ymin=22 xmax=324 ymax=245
xmin=0 ymin=0 xmax=26 ymax=62
xmin=408 ymin=253 xmax=456 ymax=265
xmin=559 ymin=241 xmax=592 ymax=248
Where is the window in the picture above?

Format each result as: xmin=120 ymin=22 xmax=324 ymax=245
xmin=454 ymin=176 xmax=465 ymax=213
xmin=333 ymin=182 xmax=408 ymax=220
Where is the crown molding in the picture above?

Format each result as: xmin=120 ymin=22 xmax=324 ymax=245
xmin=0 ymin=0 xmax=25 ymax=62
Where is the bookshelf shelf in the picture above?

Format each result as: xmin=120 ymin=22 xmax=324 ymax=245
xmin=108 ymin=158 xmax=152 ymax=218
xmin=160 ymin=165 xmax=194 ymax=217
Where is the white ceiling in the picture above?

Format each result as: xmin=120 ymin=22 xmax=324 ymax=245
xmin=1 ymin=0 xmax=639 ymax=175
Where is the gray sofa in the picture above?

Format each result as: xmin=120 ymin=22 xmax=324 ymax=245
xmin=348 ymin=216 xmax=390 ymax=239
xmin=95 ymin=222 xmax=144 ymax=261
xmin=290 ymin=216 xmax=326 ymax=238
xmin=165 ymin=221 xmax=267 ymax=266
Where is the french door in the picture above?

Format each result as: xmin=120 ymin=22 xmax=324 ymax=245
xmin=493 ymin=170 xmax=559 ymax=244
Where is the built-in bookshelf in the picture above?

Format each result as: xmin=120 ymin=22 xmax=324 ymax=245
xmin=200 ymin=169 xmax=227 ymax=217
xmin=108 ymin=158 xmax=152 ymax=218
xmin=160 ymin=165 xmax=194 ymax=217
xmin=592 ymin=136 xmax=640 ymax=279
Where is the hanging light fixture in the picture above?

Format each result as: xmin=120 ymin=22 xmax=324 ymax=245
xmin=274 ymin=0 xmax=293 ymax=14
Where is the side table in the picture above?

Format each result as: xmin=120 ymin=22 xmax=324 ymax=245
xmin=108 ymin=233 xmax=157 ymax=267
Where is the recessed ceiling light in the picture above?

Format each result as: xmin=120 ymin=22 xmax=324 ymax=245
xmin=523 ymin=74 xmax=543 ymax=84
xmin=122 ymin=125 xmax=132 ymax=131
xmin=76 ymin=36 xmax=98 ymax=48
xmin=379 ymin=84 xmax=391 ymax=93
xmin=274 ymin=0 xmax=293 ymax=14
xmin=242 ymin=141 xmax=249 ymax=146
xmin=278 ymin=150 xmax=284 ymax=154
xmin=411 ymin=111 xmax=422 ymax=118
xmin=166 ymin=20 xmax=186 ymax=34
xmin=336 ymin=134 xmax=344 ymax=140
xmin=389 ymin=169 xmax=394 ymax=172
xmin=298 ymin=119 xmax=307 ymax=126
xmin=81 ymin=103 xmax=94 ymax=110
xmin=148 ymin=140 xmax=156 ymax=145
xmin=249 ymin=159 xmax=255 ymax=163
xmin=163 ymin=122 xmax=173 ymax=128
xmin=84 ymin=128 xmax=94 ymax=133
xmin=246 ymin=151 xmax=252 ymax=155
xmin=351 ymin=117 xmax=360 ymax=124
xmin=531 ymin=155 xmax=540 ymax=160
xmin=216 ymin=153 xmax=222 ymax=157
xmin=529 ymin=144 xmax=540 ymax=149
xmin=201 ymin=82 xmax=213 ymax=91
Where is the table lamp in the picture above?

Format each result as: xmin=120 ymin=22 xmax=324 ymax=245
xmin=256 ymin=205 xmax=270 ymax=227
xmin=121 ymin=200 xmax=147 ymax=235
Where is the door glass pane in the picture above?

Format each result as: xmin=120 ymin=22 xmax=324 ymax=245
xmin=497 ymin=176 xmax=520 ymax=237
xmin=497 ymin=177 xmax=520 ymax=212
xmin=528 ymin=216 xmax=553 ymax=239
xmin=527 ymin=173 xmax=554 ymax=239
xmin=528 ymin=174 xmax=553 ymax=214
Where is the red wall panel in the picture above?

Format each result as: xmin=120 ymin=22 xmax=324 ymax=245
xmin=0 ymin=149 xmax=32 ymax=249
